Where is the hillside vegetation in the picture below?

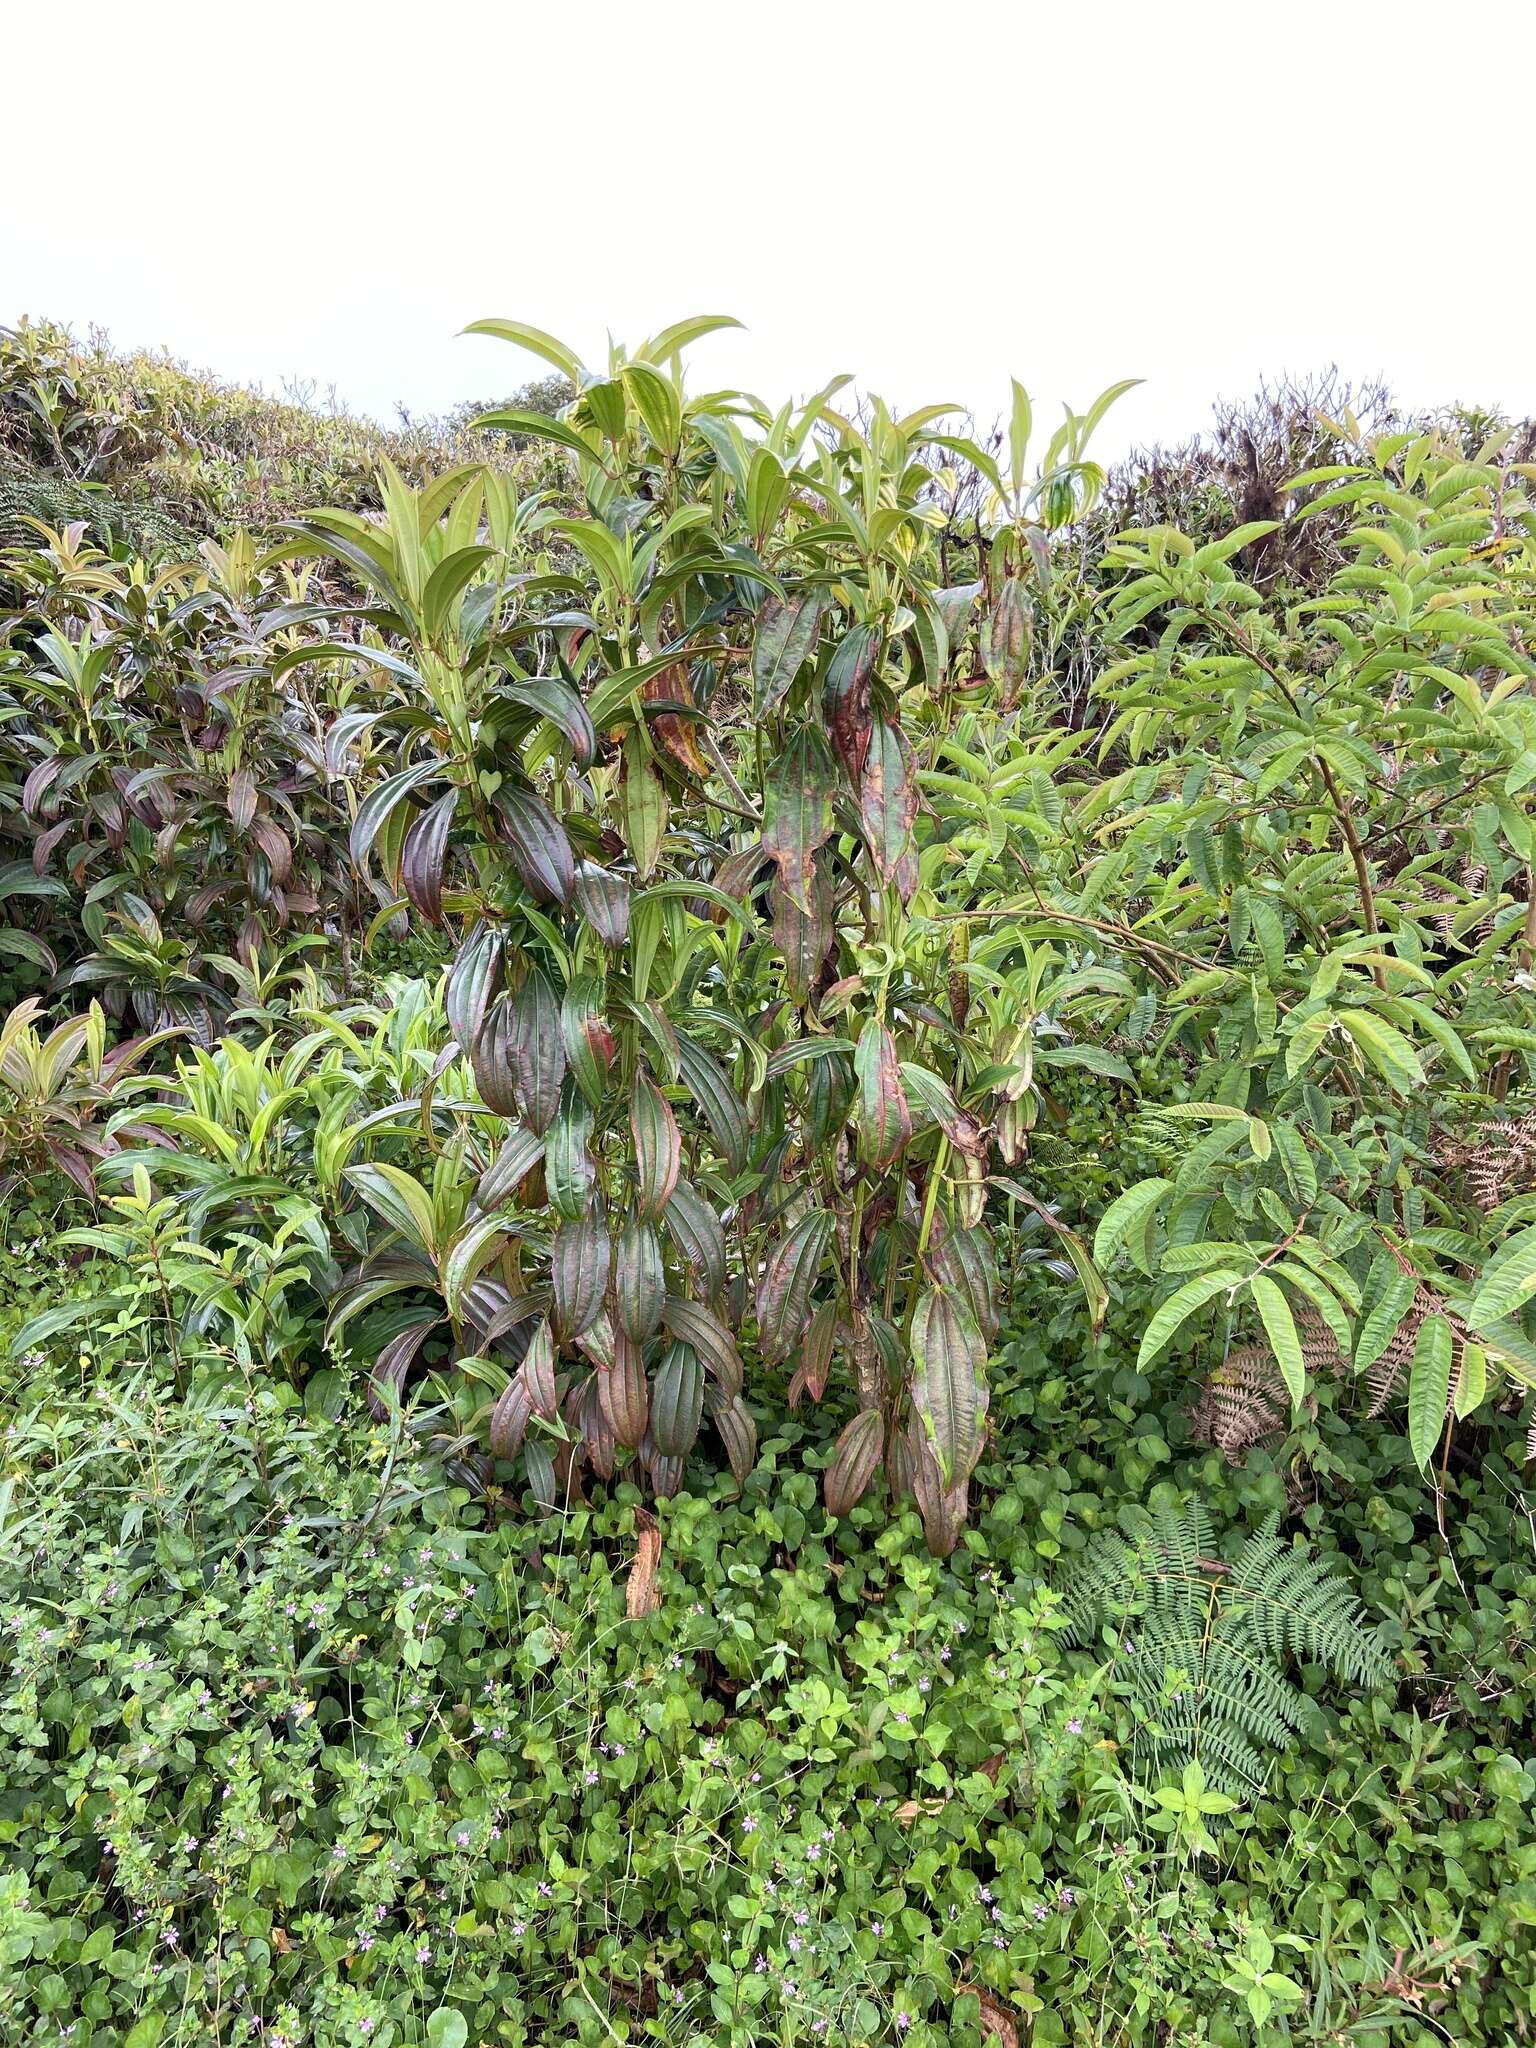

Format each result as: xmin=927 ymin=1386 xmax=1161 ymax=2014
xmin=0 ymin=313 xmax=1533 ymax=2048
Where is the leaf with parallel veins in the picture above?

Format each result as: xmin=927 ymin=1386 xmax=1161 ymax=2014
xmin=763 ymin=727 xmax=837 ymax=916
xmin=753 ymin=588 xmax=824 ymax=716
xmin=505 ymin=969 xmax=565 ymax=1134
xmin=631 ymin=1070 xmax=682 ymax=1220
xmin=756 ymin=1206 xmax=833 ymax=1363
xmin=858 ymin=720 xmax=918 ymax=903
xmin=824 ymin=625 xmax=876 ymax=784
xmin=550 ymin=1212 xmax=611 ymax=1339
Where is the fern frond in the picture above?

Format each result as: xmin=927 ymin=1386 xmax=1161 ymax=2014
xmin=1061 ymin=1502 xmax=1392 ymax=1793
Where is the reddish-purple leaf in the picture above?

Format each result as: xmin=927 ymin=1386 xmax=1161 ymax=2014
xmin=631 ymin=1071 xmax=681 ymax=1221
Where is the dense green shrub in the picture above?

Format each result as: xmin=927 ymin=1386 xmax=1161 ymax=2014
xmin=2 ymin=1278 xmax=1530 ymax=2046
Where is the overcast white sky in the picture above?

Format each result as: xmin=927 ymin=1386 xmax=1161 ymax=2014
xmin=6 ymin=0 xmax=1535 ymax=466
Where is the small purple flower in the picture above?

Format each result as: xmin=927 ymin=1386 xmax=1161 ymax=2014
xmin=742 ymin=1816 xmax=758 ymax=1834
xmin=895 ymin=2014 xmax=912 ymax=2033
xmin=1067 ymin=1718 xmax=1083 ymax=1735
xmin=416 ymin=1944 xmax=432 ymax=1964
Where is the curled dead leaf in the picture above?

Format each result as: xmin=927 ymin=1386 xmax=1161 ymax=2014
xmin=957 ymin=1982 xmax=1019 ymax=2048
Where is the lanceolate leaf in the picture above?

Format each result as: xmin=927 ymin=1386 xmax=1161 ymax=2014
xmin=560 ymin=977 xmax=616 ymax=1108
xmin=550 ymin=1213 xmax=610 ymax=1339
xmin=1136 ymin=1269 xmax=1245 ymax=1371
xmin=664 ymin=1178 xmax=728 ymax=1297
xmin=1408 ymin=1313 xmax=1453 ymax=1473
xmin=824 ymin=1407 xmax=884 ymax=1514
xmin=854 ymin=1018 xmax=912 ymax=1169
xmin=477 ymin=1124 xmax=545 ymax=1209
xmin=446 ymin=923 xmax=504 ymax=1052
xmin=763 ymin=727 xmax=837 ymax=915
xmin=1249 ymin=1272 xmax=1305 ymax=1408
xmin=756 ymin=1207 xmax=833 ymax=1362
xmin=574 ymin=860 xmax=631 ymax=946
xmin=773 ymin=852 xmax=833 ymax=1005
xmin=506 ymin=969 xmax=566 ymax=1134
xmin=631 ymin=1071 xmax=682 ymax=1220
xmin=651 ymin=1341 xmax=704 ymax=1456
xmin=494 ymin=785 xmax=575 ymax=905
xmin=401 ymin=789 xmax=459 ymax=925
xmin=600 ymin=1331 xmax=649 ymax=1447
xmin=619 ymin=733 xmax=668 ymax=877
xmin=545 ymin=1088 xmax=596 ymax=1219
xmin=824 ymin=625 xmax=876 ymax=784
xmin=753 ymin=589 xmax=824 ymax=715
xmin=674 ymin=1032 xmax=750 ymax=1171
xmin=910 ymin=1290 xmax=989 ymax=1486
xmin=661 ymin=1294 xmax=743 ymax=1395
xmin=614 ymin=1217 xmax=666 ymax=1340
xmin=858 ymin=720 xmax=918 ymax=902
xmin=1467 ymin=1220 xmax=1536 ymax=1331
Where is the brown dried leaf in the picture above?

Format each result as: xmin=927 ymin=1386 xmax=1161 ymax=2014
xmin=626 ymin=1508 xmax=662 ymax=1619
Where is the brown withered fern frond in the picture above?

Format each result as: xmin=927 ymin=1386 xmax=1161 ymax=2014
xmin=1438 ymin=1110 xmax=1536 ymax=1213
xmin=1189 ymin=1343 xmax=1289 ymax=1463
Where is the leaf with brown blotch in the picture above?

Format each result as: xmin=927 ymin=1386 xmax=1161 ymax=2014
xmin=401 ymin=788 xmax=458 ymax=925
xmin=854 ymin=1018 xmax=911 ymax=1169
xmin=756 ymin=1207 xmax=833 ymax=1363
xmin=763 ymin=727 xmax=837 ymax=916
xmin=753 ymin=588 xmax=824 ymax=716
xmin=824 ymin=1407 xmax=884 ymax=1514
xmin=625 ymin=1508 xmax=663 ymax=1618
xmin=774 ymin=851 xmax=834 ymax=1006
xmin=983 ymin=575 xmax=1030 ymax=705
xmin=642 ymin=664 xmax=713 ymax=780
xmin=858 ymin=720 xmax=918 ymax=903
xmin=927 ymin=1223 xmax=1000 ymax=1343
xmin=824 ymin=625 xmax=876 ymax=785
xmin=631 ymin=1071 xmax=682 ymax=1221
xmin=560 ymin=977 xmax=617 ymax=1109
xmin=494 ymin=784 xmax=575 ymax=904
